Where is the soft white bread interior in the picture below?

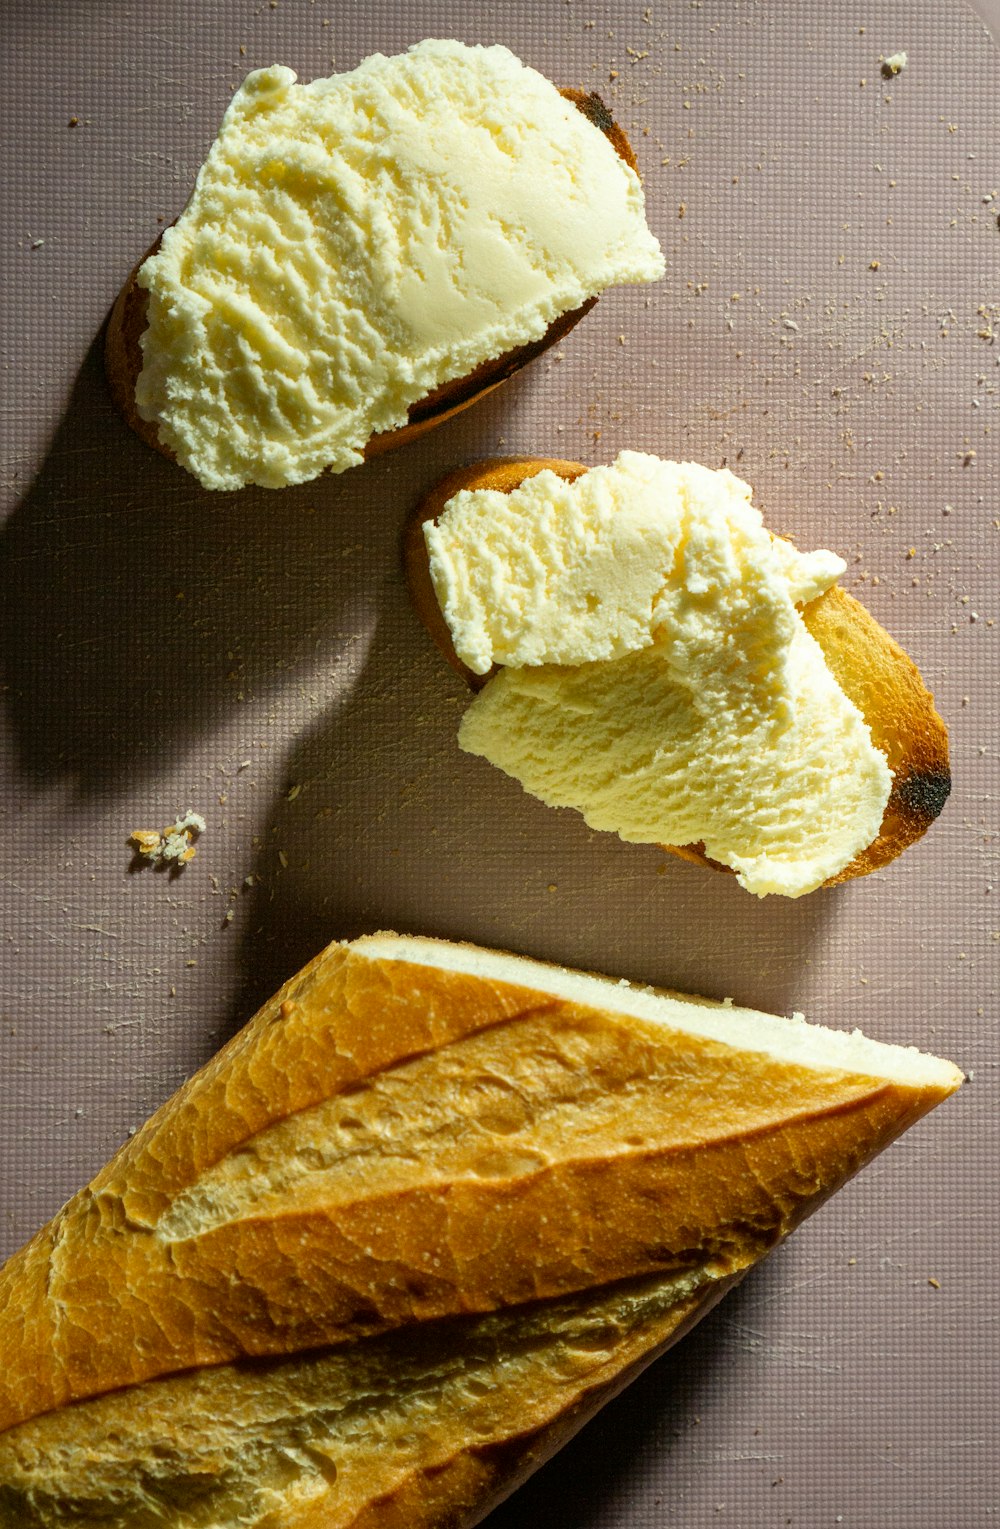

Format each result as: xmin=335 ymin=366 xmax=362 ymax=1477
xmin=0 ymin=933 xmax=961 ymax=1527
xmin=405 ymin=459 xmax=951 ymax=887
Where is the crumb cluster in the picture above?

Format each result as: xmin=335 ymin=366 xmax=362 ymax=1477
xmin=130 ymin=811 xmax=206 ymax=867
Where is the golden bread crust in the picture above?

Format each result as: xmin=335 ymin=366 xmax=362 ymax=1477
xmin=405 ymin=460 xmax=950 ymax=885
xmin=0 ymin=933 xmax=958 ymax=1525
xmin=103 ymin=91 xmax=632 ymax=469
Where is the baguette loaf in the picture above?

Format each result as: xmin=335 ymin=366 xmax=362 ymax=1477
xmin=405 ymin=458 xmax=951 ymax=887
xmin=104 ymin=81 xmax=643 ymax=477
xmin=0 ymin=932 xmax=961 ymax=1527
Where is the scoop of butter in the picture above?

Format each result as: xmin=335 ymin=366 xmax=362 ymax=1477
xmin=135 ymin=42 xmax=664 ymax=491
xmin=427 ymin=452 xmax=892 ymax=898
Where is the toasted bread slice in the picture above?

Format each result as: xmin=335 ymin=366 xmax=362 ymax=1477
xmin=105 ymin=91 xmax=636 ymax=468
xmin=405 ymin=459 xmax=951 ymax=885
xmin=0 ymin=933 xmax=960 ymax=1525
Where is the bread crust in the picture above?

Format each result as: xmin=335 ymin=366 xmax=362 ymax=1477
xmin=0 ymin=933 xmax=959 ymax=1526
xmin=104 ymin=91 xmax=633 ymax=469
xmin=405 ymin=459 xmax=950 ymax=885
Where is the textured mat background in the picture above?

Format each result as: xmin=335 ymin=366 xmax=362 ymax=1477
xmin=1 ymin=1 xmax=998 ymax=1524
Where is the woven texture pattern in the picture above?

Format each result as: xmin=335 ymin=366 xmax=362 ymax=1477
xmin=0 ymin=2 xmax=997 ymax=1524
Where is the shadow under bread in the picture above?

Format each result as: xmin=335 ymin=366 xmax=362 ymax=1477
xmin=480 ymin=1270 xmax=759 ymax=1529
xmin=0 ymin=329 xmax=527 ymax=801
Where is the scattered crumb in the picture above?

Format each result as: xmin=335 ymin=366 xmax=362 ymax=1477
xmin=130 ymin=811 xmax=206 ymax=868
xmin=928 ymin=1277 xmax=941 ymax=1289
xmin=68 ymin=116 xmax=79 ymax=128
xmin=881 ymin=51 xmax=907 ymax=77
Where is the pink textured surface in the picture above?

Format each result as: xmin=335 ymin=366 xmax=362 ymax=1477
xmin=1 ymin=2 xmax=997 ymax=1524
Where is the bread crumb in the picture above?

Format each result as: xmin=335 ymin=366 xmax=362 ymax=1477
xmin=928 ymin=1276 xmax=941 ymax=1289
xmin=130 ymin=811 xmax=206 ymax=868
xmin=882 ymin=51 xmax=907 ymax=77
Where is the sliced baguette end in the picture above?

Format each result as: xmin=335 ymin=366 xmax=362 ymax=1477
xmin=0 ymin=932 xmax=960 ymax=1528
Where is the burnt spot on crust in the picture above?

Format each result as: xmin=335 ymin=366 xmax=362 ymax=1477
xmin=560 ymin=88 xmax=638 ymax=171
xmin=575 ymin=92 xmax=616 ymax=136
xmin=894 ymin=768 xmax=951 ymax=825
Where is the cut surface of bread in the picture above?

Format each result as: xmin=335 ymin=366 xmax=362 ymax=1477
xmin=406 ymin=459 xmax=951 ymax=886
xmin=0 ymin=933 xmax=960 ymax=1527
xmin=105 ymin=85 xmax=641 ymax=477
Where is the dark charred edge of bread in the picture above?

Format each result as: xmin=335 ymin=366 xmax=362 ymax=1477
xmin=104 ymin=235 xmax=163 ymax=455
xmin=104 ymin=90 xmax=633 ymax=468
xmin=561 ymin=87 xmax=638 ymax=174
xmin=406 ymin=460 xmax=951 ymax=886
xmin=800 ymin=583 xmax=951 ymax=879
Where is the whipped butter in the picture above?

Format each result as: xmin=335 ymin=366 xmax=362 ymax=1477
xmin=430 ymin=453 xmax=892 ymax=897
xmin=136 ymin=42 xmax=664 ymax=491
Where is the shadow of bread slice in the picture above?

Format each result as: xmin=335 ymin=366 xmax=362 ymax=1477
xmin=105 ymin=85 xmax=641 ymax=474
xmin=0 ymin=933 xmax=960 ymax=1525
xmin=405 ymin=458 xmax=950 ymax=887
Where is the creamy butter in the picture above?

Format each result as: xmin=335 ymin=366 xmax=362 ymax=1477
xmin=434 ymin=453 xmax=892 ymax=897
xmin=136 ymin=42 xmax=664 ymax=491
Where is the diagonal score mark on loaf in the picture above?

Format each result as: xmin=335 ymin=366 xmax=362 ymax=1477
xmin=0 ymin=1267 xmax=730 ymax=1527
xmin=0 ymin=944 xmax=926 ymax=1431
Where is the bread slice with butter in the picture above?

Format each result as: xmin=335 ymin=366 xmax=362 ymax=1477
xmin=105 ymin=42 xmax=662 ymax=490
xmin=405 ymin=456 xmax=951 ymax=894
xmin=0 ymin=932 xmax=961 ymax=1526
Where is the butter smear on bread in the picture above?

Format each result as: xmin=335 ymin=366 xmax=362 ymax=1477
xmin=135 ymin=41 xmax=664 ymax=490
xmin=426 ymin=452 xmax=892 ymax=898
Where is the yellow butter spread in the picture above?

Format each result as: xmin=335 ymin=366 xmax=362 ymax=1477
xmin=136 ymin=42 xmax=664 ymax=490
xmin=430 ymin=453 xmax=892 ymax=897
